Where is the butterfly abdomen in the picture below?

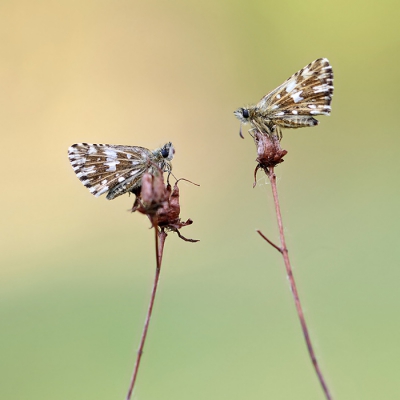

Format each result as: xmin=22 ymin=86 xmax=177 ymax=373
xmin=273 ymin=116 xmax=319 ymax=128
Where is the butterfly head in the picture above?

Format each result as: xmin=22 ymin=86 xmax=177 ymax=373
xmin=234 ymin=108 xmax=251 ymax=139
xmin=160 ymin=142 xmax=175 ymax=161
xmin=234 ymin=107 xmax=250 ymax=123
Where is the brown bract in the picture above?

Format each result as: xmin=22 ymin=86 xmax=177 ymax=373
xmin=253 ymin=131 xmax=288 ymax=187
xmin=133 ymin=171 xmax=198 ymax=242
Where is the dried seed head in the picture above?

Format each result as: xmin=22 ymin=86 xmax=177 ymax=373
xmin=140 ymin=171 xmax=168 ymax=215
xmin=133 ymin=171 xmax=198 ymax=242
xmin=253 ymin=131 xmax=288 ymax=186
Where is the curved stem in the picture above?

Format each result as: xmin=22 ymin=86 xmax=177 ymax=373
xmin=126 ymin=224 xmax=167 ymax=400
xmin=266 ymin=167 xmax=333 ymax=400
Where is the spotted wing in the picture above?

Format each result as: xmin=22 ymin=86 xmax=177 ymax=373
xmin=68 ymin=143 xmax=152 ymax=199
xmin=257 ymin=58 xmax=334 ymax=127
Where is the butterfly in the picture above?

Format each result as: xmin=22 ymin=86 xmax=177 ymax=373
xmin=68 ymin=142 xmax=174 ymax=200
xmin=234 ymin=58 xmax=334 ymax=138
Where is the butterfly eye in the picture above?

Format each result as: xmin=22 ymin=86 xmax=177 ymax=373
xmin=161 ymin=147 xmax=170 ymax=158
xmin=242 ymin=108 xmax=249 ymax=119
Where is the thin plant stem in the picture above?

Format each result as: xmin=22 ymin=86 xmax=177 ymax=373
xmin=256 ymin=229 xmax=282 ymax=253
xmin=126 ymin=223 xmax=167 ymax=400
xmin=261 ymin=166 xmax=333 ymax=400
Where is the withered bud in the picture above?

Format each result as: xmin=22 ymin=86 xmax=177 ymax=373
xmin=253 ymin=131 xmax=288 ymax=186
xmin=140 ymin=172 xmax=168 ymax=214
xmin=156 ymin=182 xmax=181 ymax=226
xmin=133 ymin=171 xmax=198 ymax=242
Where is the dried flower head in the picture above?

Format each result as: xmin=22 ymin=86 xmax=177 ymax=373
xmin=253 ymin=131 xmax=288 ymax=187
xmin=133 ymin=170 xmax=198 ymax=242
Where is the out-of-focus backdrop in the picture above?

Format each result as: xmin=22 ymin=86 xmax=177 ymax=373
xmin=1 ymin=1 xmax=399 ymax=399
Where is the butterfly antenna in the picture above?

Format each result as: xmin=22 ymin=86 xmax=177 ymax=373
xmin=175 ymin=177 xmax=200 ymax=187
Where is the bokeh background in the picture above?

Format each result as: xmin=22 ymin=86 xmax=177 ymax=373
xmin=1 ymin=1 xmax=399 ymax=399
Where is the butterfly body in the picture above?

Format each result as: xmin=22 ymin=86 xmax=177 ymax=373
xmin=234 ymin=58 xmax=334 ymax=137
xmin=68 ymin=142 xmax=174 ymax=200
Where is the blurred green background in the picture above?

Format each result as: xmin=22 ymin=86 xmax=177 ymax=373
xmin=1 ymin=1 xmax=399 ymax=399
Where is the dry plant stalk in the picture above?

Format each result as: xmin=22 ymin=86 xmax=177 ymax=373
xmin=253 ymin=130 xmax=333 ymax=400
xmin=126 ymin=170 xmax=198 ymax=400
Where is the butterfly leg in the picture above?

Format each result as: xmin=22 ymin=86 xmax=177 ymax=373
xmin=271 ymin=125 xmax=282 ymax=140
xmin=166 ymin=170 xmax=172 ymax=185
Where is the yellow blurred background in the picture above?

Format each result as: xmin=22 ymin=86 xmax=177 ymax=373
xmin=1 ymin=1 xmax=399 ymax=399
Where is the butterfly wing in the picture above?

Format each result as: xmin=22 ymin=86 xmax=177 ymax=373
xmin=68 ymin=143 xmax=153 ymax=199
xmin=257 ymin=58 xmax=334 ymax=129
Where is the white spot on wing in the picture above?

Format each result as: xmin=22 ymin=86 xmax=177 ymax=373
xmin=75 ymin=156 xmax=86 ymax=164
xmin=104 ymin=160 xmax=120 ymax=172
xmin=88 ymin=146 xmax=97 ymax=155
xmin=95 ymin=186 xmax=109 ymax=197
xmin=118 ymin=176 xmax=125 ymax=182
xmin=83 ymin=165 xmax=96 ymax=174
xmin=104 ymin=148 xmax=117 ymax=158
xmin=301 ymin=68 xmax=310 ymax=77
xmin=291 ymin=91 xmax=304 ymax=103
xmin=285 ymin=79 xmax=297 ymax=93
xmin=313 ymin=84 xmax=333 ymax=94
